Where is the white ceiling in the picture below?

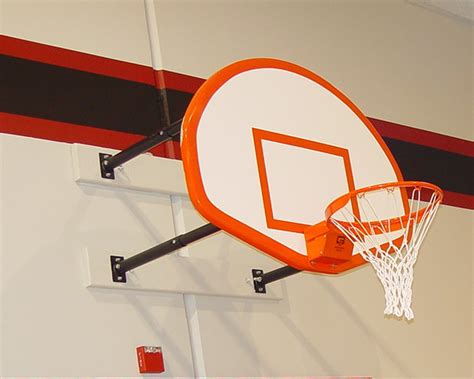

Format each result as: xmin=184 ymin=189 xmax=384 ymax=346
xmin=409 ymin=0 xmax=474 ymax=23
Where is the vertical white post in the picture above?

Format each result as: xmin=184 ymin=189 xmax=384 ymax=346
xmin=144 ymin=0 xmax=164 ymax=70
xmin=171 ymin=197 xmax=208 ymax=377
xmin=143 ymin=2 xmax=207 ymax=375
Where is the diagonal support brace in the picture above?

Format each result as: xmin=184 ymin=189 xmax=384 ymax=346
xmin=252 ymin=266 xmax=301 ymax=293
xmin=111 ymin=223 xmax=220 ymax=283
xmin=100 ymin=119 xmax=182 ymax=179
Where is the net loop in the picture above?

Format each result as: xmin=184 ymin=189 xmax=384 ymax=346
xmin=326 ymin=181 xmax=443 ymax=320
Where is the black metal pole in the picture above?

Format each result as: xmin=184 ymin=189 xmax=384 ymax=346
xmin=101 ymin=119 xmax=182 ymax=176
xmin=115 ymin=223 xmax=219 ymax=275
xmin=260 ymin=266 xmax=300 ymax=285
xmin=252 ymin=265 xmax=301 ymax=293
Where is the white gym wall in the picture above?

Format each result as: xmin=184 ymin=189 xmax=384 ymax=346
xmin=1 ymin=0 xmax=472 ymax=377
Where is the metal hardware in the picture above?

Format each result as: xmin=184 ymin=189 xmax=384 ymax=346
xmin=99 ymin=153 xmax=115 ymax=179
xmin=110 ymin=223 xmax=219 ymax=282
xmin=252 ymin=266 xmax=301 ymax=293
xmin=111 ymin=255 xmax=126 ymax=283
xmin=99 ymin=119 xmax=182 ymax=179
xmin=252 ymin=269 xmax=266 ymax=293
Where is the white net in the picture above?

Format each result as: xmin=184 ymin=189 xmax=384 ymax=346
xmin=328 ymin=184 xmax=442 ymax=320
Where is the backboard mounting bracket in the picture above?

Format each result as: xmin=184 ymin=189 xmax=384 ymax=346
xmin=111 ymin=255 xmax=126 ymax=283
xmin=252 ymin=266 xmax=301 ymax=294
xmin=111 ymin=223 xmax=220 ymax=283
xmin=99 ymin=119 xmax=182 ymax=180
xmin=252 ymin=269 xmax=267 ymax=293
xmin=108 ymin=222 xmax=301 ymax=292
xmin=99 ymin=153 xmax=115 ymax=179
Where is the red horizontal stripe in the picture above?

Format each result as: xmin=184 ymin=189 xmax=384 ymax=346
xmin=153 ymin=71 xmax=473 ymax=158
xmin=0 ymin=112 xmax=469 ymax=209
xmin=0 ymin=35 xmax=200 ymax=101
xmin=442 ymin=191 xmax=474 ymax=210
xmin=1 ymin=35 xmax=155 ymax=85
xmin=406 ymin=187 xmax=473 ymax=210
xmin=0 ymin=35 xmax=204 ymax=95
xmin=1 ymin=36 xmax=471 ymax=203
xmin=155 ymin=70 xmax=205 ymax=93
xmin=0 ymin=112 xmax=178 ymax=158
xmin=3 ymin=36 xmax=472 ymax=158
xmin=370 ymin=117 xmax=473 ymax=157
xmin=155 ymin=70 xmax=473 ymax=157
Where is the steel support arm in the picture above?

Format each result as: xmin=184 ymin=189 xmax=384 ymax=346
xmin=111 ymin=223 xmax=220 ymax=282
xmin=109 ymin=220 xmax=302 ymax=290
xmin=252 ymin=266 xmax=301 ymax=293
xmin=100 ymin=119 xmax=182 ymax=179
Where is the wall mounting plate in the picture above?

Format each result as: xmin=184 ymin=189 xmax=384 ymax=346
xmin=85 ymin=248 xmax=283 ymax=300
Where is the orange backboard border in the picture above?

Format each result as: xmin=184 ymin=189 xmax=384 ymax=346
xmin=180 ymin=58 xmax=405 ymax=273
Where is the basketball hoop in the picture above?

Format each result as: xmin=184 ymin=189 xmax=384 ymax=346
xmin=326 ymin=181 xmax=443 ymax=320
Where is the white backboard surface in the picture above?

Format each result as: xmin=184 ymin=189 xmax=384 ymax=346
xmin=181 ymin=59 xmax=404 ymax=272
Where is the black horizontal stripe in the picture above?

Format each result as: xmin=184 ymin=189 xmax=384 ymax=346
xmin=0 ymin=55 xmax=163 ymax=136
xmin=1 ymin=53 xmax=471 ymax=198
xmin=384 ymin=138 xmax=473 ymax=195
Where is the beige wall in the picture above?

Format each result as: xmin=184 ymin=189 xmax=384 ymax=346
xmin=1 ymin=0 xmax=152 ymax=65
xmin=153 ymin=0 xmax=473 ymax=140
xmin=0 ymin=134 xmax=471 ymax=377
xmin=3 ymin=0 xmax=471 ymax=139
xmin=190 ymin=206 xmax=473 ymax=377
xmin=1 ymin=0 xmax=472 ymax=377
xmin=151 ymin=0 xmax=473 ymax=376
xmin=0 ymin=135 xmax=196 ymax=376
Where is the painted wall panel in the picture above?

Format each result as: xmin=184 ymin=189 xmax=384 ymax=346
xmin=0 ymin=132 xmax=471 ymax=377
xmin=1 ymin=0 xmax=152 ymax=66
xmin=0 ymin=134 xmax=194 ymax=376
xmin=0 ymin=0 xmax=472 ymax=376
xmin=194 ymin=206 xmax=472 ymax=377
xmin=146 ymin=4 xmax=472 ymax=372
xmin=153 ymin=0 xmax=473 ymax=140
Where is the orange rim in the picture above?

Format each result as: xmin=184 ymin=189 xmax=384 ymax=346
xmin=325 ymin=181 xmax=443 ymax=234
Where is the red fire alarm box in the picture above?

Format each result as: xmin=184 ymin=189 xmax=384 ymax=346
xmin=136 ymin=346 xmax=165 ymax=374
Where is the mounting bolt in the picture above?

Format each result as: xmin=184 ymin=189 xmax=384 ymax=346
xmin=100 ymin=153 xmax=115 ymax=180
xmin=251 ymin=269 xmax=266 ymax=294
xmin=171 ymin=239 xmax=177 ymax=244
xmin=110 ymin=255 xmax=126 ymax=283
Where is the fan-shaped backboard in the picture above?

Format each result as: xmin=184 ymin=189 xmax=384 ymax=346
xmin=181 ymin=58 xmax=404 ymax=273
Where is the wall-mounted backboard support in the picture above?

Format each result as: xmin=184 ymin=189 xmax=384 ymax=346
xmin=85 ymin=247 xmax=284 ymax=300
xmin=252 ymin=266 xmax=301 ymax=294
xmin=111 ymin=223 xmax=220 ymax=283
xmin=99 ymin=119 xmax=182 ymax=179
